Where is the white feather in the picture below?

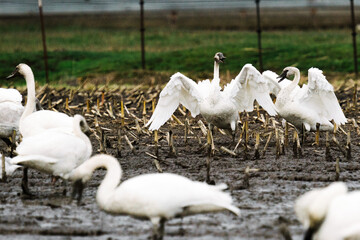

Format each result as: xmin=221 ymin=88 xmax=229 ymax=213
xmin=0 ymin=154 xmax=21 ymax=179
xmin=11 ymin=115 xmax=92 ymax=180
xmin=0 ymin=88 xmax=24 ymax=138
xmin=147 ymin=57 xmax=277 ymax=132
xmin=274 ymin=67 xmax=346 ymax=131
xmin=146 ymin=72 xmax=202 ymax=131
xmin=224 ymin=64 xmax=277 ymax=116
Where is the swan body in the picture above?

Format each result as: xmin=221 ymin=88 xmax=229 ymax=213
xmin=0 ymin=154 xmax=21 ymax=179
xmin=0 ymin=88 xmax=24 ymax=138
xmin=10 ymin=114 xmax=92 ymax=179
xmin=267 ymin=67 xmax=346 ymax=131
xmin=146 ymin=53 xmax=277 ymax=133
xmin=295 ymin=182 xmax=360 ymax=240
xmin=70 ymin=154 xmax=240 ymax=240
xmin=7 ymin=63 xmax=73 ymax=137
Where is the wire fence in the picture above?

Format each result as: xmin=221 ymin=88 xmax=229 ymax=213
xmin=1 ymin=0 xmax=359 ymax=14
xmin=0 ymin=0 xmax=359 ymax=82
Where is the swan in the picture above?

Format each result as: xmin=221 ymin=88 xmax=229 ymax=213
xmin=146 ymin=53 xmax=277 ymax=136
xmin=266 ymin=67 xmax=346 ymax=131
xmin=295 ymin=182 xmax=360 ymax=240
xmin=0 ymin=87 xmax=24 ymax=139
xmin=7 ymin=63 xmax=73 ymax=137
xmin=0 ymin=154 xmax=21 ymax=179
xmin=10 ymin=114 xmax=92 ymax=192
xmin=70 ymin=154 xmax=240 ymax=240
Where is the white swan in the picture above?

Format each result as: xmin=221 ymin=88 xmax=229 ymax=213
xmin=0 ymin=88 xmax=24 ymax=138
xmin=295 ymin=182 xmax=360 ymax=240
xmin=10 ymin=114 xmax=92 ymax=188
xmin=146 ymin=53 xmax=277 ymax=135
xmin=0 ymin=154 xmax=21 ymax=179
xmin=267 ymin=67 xmax=346 ymax=131
xmin=7 ymin=63 xmax=73 ymax=137
xmin=70 ymin=154 xmax=240 ymax=240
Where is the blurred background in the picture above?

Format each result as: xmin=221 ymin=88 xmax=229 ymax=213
xmin=0 ymin=0 xmax=359 ymax=85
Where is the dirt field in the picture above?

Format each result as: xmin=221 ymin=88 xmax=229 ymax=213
xmin=0 ymin=82 xmax=359 ymax=240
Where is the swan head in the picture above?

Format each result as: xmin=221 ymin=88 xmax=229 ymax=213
xmin=7 ymin=63 xmax=32 ymax=79
xmin=277 ymin=67 xmax=298 ymax=82
xmin=214 ymin=52 xmax=226 ymax=63
xmin=295 ymin=182 xmax=348 ymax=240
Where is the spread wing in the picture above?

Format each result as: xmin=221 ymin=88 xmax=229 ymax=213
xmin=299 ymin=68 xmax=346 ymax=125
xmin=146 ymin=73 xmax=202 ymax=131
xmin=223 ymin=64 xmax=277 ymax=116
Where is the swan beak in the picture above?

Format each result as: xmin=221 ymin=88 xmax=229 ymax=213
xmin=303 ymin=226 xmax=316 ymax=240
xmin=6 ymin=68 xmax=20 ymax=79
xmin=277 ymin=70 xmax=288 ymax=83
xmin=71 ymin=179 xmax=85 ymax=206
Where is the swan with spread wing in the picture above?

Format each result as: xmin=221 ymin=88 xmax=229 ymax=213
xmin=146 ymin=53 xmax=277 ymax=135
xmin=265 ymin=67 xmax=346 ymax=131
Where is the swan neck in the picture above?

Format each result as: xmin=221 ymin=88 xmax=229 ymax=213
xmin=293 ymin=68 xmax=301 ymax=86
xmin=95 ymin=157 xmax=122 ymax=208
xmin=277 ymin=68 xmax=301 ymax=104
xmin=20 ymin=70 xmax=36 ymax=123
xmin=74 ymin=120 xmax=93 ymax=158
xmin=213 ymin=61 xmax=220 ymax=81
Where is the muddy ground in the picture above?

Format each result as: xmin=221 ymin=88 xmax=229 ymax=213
xmin=0 ymin=83 xmax=360 ymax=240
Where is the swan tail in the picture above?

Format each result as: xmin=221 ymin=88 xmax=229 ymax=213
xmin=11 ymin=155 xmax=58 ymax=165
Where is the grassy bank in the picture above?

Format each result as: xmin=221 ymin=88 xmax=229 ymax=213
xmin=0 ymin=16 xmax=358 ymax=85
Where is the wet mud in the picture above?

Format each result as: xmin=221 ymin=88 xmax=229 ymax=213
xmin=1 ymin=84 xmax=359 ymax=240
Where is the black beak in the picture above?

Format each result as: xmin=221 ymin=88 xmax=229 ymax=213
xmin=84 ymin=128 xmax=92 ymax=137
xmin=303 ymin=226 xmax=315 ymax=240
xmin=6 ymin=68 xmax=19 ymax=79
xmin=277 ymin=70 xmax=288 ymax=83
xmin=71 ymin=179 xmax=85 ymax=206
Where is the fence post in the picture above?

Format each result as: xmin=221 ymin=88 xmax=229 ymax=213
xmin=38 ymin=0 xmax=49 ymax=84
xmin=140 ymin=0 xmax=146 ymax=70
xmin=350 ymin=0 xmax=358 ymax=79
xmin=255 ymin=0 xmax=263 ymax=72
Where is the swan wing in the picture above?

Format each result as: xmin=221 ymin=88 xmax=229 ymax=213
xmin=11 ymin=155 xmax=58 ymax=165
xmin=14 ymin=130 xmax=88 ymax=176
xmin=299 ymin=68 xmax=346 ymax=125
xmin=146 ymin=73 xmax=202 ymax=130
xmin=0 ymin=88 xmax=22 ymax=104
xmin=224 ymin=64 xmax=277 ymax=116
xmin=20 ymin=110 xmax=73 ymax=137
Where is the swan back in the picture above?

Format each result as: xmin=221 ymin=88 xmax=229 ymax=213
xmin=0 ymin=88 xmax=22 ymax=104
